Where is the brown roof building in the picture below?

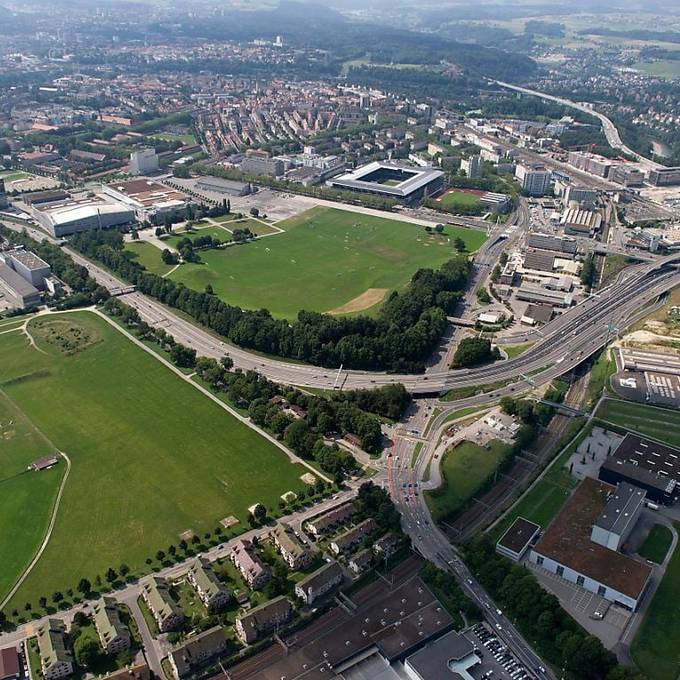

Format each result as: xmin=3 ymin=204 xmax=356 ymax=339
xmin=529 ymin=477 xmax=652 ymax=611
xmin=0 ymin=647 xmax=20 ymax=680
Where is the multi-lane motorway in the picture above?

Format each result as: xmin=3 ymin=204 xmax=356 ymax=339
xmin=66 ymin=245 xmax=680 ymax=397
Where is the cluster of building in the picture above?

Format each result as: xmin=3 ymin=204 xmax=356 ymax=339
xmin=498 ymin=431 xmax=680 ymax=614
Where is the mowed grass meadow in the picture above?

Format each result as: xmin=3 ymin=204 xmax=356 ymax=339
xmin=166 ymin=207 xmax=486 ymax=319
xmin=0 ymin=312 xmax=309 ymax=608
xmin=0 ymin=389 xmax=62 ymax=601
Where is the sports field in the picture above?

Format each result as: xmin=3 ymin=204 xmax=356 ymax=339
xmin=595 ymin=399 xmax=680 ymax=448
xmin=166 ymin=207 xmax=486 ymax=319
xmin=124 ymin=241 xmax=175 ymax=276
xmin=425 ymin=440 xmax=509 ymax=523
xmin=0 ymin=388 xmax=63 ymax=602
xmin=438 ymin=190 xmax=482 ymax=211
xmin=0 ymin=312 xmax=309 ymax=608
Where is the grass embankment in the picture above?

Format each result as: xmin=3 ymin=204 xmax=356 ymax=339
xmin=632 ymin=522 xmax=680 ymax=680
xmin=595 ymin=399 xmax=680 ymax=448
xmin=425 ymin=440 xmax=509 ymax=523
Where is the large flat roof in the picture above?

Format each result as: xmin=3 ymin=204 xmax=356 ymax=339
xmin=7 ymin=248 xmax=49 ymax=271
xmin=105 ymin=179 xmax=187 ymax=209
xmin=0 ymin=262 xmax=39 ymax=298
xmin=604 ymin=433 xmax=680 ymax=490
xmin=330 ymin=161 xmax=443 ymax=198
xmin=533 ymin=477 xmax=651 ymax=600
xmin=594 ymin=482 xmax=646 ymax=534
xmin=497 ymin=517 xmax=541 ymax=555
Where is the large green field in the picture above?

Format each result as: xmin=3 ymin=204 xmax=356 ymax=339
xmin=425 ymin=440 xmax=509 ymax=523
xmin=0 ymin=312 xmax=309 ymax=608
xmin=439 ymin=190 xmax=482 ymax=211
xmin=124 ymin=241 xmax=175 ymax=276
xmin=595 ymin=399 xmax=680 ymax=448
xmin=0 ymin=387 xmax=63 ymax=602
xmin=632 ymin=522 xmax=680 ymax=680
xmin=164 ymin=207 xmax=486 ymax=319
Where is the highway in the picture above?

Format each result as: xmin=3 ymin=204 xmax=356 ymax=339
xmin=65 ymin=245 xmax=680 ymax=396
xmin=494 ymin=81 xmax=662 ymax=172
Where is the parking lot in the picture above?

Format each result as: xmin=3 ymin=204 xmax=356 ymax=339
xmin=466 ymin=622 xmax=537 ymax=680
xmin=529 ymin=564 xmax=632 ymax=649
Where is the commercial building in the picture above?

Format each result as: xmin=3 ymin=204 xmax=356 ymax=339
xmin=305 ymin=502 xmax=355 ymax=538
xmin=526 ymin=232 xmax=578 ymax=254
xmin=92 ymin=597 xmax=131 ymax=656
xmin=648 ymin=166 xmax=680 ymax=187
xmin=599 ymin=433 xmax=680 ymax=505
xmin=230 ymin=539 xmax=271 ymax=590
xmin=515 ymin=163 xmax=551 ymax=196
xmin=130 ymin=148 xmax=159 ymax=176
xmin=330 ymin=518 xmax=377 ymax=555
xmin=168 ymin=626 xmax=228 ymax=680
xmin=2 ymin=248 xmax=51 ymax=289
xmin=529 ymin=477 xmax=652 ymax=611
xmin=329 ymin=161 xmax=444 ymax=204
xmin=234 ymin=596 xmax=293 ymax=645
xmin=140 ymin=576 xmax=185 ymax=633
xmin=30 ymin=195 xmax=135 ymax=237
xmin=405 ymin=630 xmax=481 ymax=680
xmin=515 ymin=286 xmax=573 ymax=308
xmin=102 ymin=180 xmax=191 ymax=224
xmin=195 ymin=176 xmax=251 ymax=197
xmin=479 ymin=191 xmax=511 ymax=213
xmin=611 ymin=165 xmax=644 ymax=187
xmin=563 ymin=185 xmax=597 ymax=206
xmin=496 ymin=517 xmax=541 ymax=562
xmin=186 ymin=558 xmax=230 ymax=612
xmin=0 ymin=647 xmax=20 ymax=680
xmin=568 ymin=152 xmax=612 ymax=179
xmin=560 ymin=207 xmax=602 ymax=237
xmin=295 ymin=561 xmax=344 ymax=606
xmin=0 ymin=262 xmax=41 ymax=309
xmin=36 ymin=620 xmax=73 ymax=680
xmin=240 ymin=151 xmax=284 ymax=177
xmin=461 ymin=155 xmax=483 ymax=178
xmin=271 ymin=523 xmax=313 ymax=571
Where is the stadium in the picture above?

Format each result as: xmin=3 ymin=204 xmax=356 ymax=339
xmin=329 ymin=161 xmax=444 ymax=204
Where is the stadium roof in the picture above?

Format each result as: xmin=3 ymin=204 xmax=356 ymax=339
xmin=330 ymin=161 xmax=443 ymax=198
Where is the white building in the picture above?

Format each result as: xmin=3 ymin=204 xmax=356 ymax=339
xmin=515 ymin=163 xmax=551 ymax=196
xmin=130 ymin=148 xmax=159 ymax=176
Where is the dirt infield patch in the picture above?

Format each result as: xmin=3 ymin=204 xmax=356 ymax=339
xmin=328 ymin=288 xmax=388 ymax=315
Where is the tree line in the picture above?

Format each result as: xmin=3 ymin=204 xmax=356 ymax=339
xmin=464 ymin=539 xmax=644 ymax=680
xmin=104 ymin=297 xmax=410 ymax=480
xmin=71 ymin=229 xmax=473 ymax=372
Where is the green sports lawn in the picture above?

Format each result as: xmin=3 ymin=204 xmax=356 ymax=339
xmin=124 ymin=241 xmax=175 ymax=276
xmin=0 ymin=312 xmax=309 ymax=608
xmin=595 ymin=399 xmax=680 ymax=448
xmin=0 ymin=388 xmax=63 ymax=601
xmin=425 ymin=440 xmax=509 ymax=523
xmin=166 ymin=207 xmax=486 ymax=319
xmin=439 ymin=190 xmax=482 ymax=211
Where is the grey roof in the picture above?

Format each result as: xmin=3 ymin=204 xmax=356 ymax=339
xmin=296 ymin=561 xmax=343 ymax=592
xmin=330 ymin=161 xmax=443 ymax=198
xmin=406 ymin=630 xmax=475 ymax=680
xmin=187 ymin=558 xmax=229 ymax=602
xmin=92 ymin=597 xmax=129 ymax=648
xmin=168 ymin=626 xmax=227 ymax=677
xmin=8 ymin=248 xmax=50 ymax=271
xmin=595 ymin=482 xmax=646 ymax=533
xmin=37 ymin=619 xmax=72 ymax=671
xmin=0 ymin=263 xmax=39 ymax=298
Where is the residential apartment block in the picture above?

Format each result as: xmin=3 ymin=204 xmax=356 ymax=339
xmin=295 ymin=561 xmax=344 ymax=606
xmin=305 ymin=502 xmax=355 ymax=538
xmin=186 ymin=558 xmax=230 ymax=612
xmin=234 ymin=596 xmax=293 ymax=645
xmin=168 ymin=626 xmax=228 ymax=679
xmin=231 ymin=539 xmax=271 ymax=590
xmin=330 ymin=518 xmax=377 ymax=556
xmin=36 ymin=619 xmax=73 ymax=680
xmin=140 ymin=576 xmax=185 ymax=633
xmin=271 ymin=523 xmax=313 ymax=571
xmin=92 ymin=597 xmax=131 ymax=655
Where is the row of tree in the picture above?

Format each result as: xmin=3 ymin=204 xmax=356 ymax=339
xmin=71 ymin=229 xmax=473 ymax=372
xmin=463 ymin=539 xmax=643 ymax=680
